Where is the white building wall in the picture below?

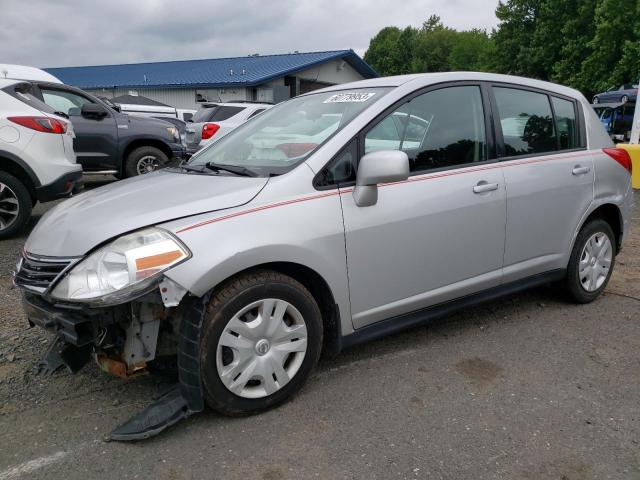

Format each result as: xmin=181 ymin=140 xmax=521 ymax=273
xmin=295 ymin=59 xmax=363 ymax=84
xmin=86 ymin=87 xmax=250 ymax=110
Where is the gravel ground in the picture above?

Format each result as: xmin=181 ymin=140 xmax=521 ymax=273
xmin=0 ymin=182 xmax=638 ymax=480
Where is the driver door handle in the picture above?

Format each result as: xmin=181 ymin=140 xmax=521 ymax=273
xmin=473 ymin=182 xmax=499 ymax=194
xmin=572 ymin=165 xmax=591 ymax=175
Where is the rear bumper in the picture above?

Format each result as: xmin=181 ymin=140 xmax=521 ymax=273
xmin=35 ymin=169 xmax=84 ymax=203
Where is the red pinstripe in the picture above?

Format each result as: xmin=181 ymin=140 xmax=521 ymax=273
xmin=176 ymin=150 xmax=601 ymax=233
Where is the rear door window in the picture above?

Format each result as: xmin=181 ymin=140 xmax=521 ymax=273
xmin=494 ymin=87 xmax=556 ymax=156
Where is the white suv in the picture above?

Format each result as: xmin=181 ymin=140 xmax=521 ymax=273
xmin=185 ymin=101 xmax=273 ymax=155
xmin=0 ymin=78 xmax=82 ymax=238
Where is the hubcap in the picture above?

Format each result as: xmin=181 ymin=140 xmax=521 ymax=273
xmin=216 ymin=298 xmax=308 ymax=399
xmin=136 ymin=155 xmax=160 ymax=175
xmin=0 ymin=182 xmax=19 ymax=231
xmin=579 ymin=232 xmax=613 ymax=292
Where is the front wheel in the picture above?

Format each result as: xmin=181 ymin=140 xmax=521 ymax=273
xmin=200 ymin=270 xmax=323 ymax=416
xmin=124 ymin=146 xmax=169 ymax=177
xmin=592 ymin=96 xmax=599 ymax=104
xmin=564 ymin=219 xmax=616 ymax=303
xmin=621 ymin=95 xmax=629 ymax=104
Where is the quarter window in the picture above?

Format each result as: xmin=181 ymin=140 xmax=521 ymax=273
xmin=365 ymin=86 xmax=487 ymax=173
xmin=494 ymin=87 xmax=556 ymax=156
xmin=551 ymin=97 xmax=578 ymax=149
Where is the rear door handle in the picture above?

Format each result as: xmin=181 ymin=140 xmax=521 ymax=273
xmin=572 ymin=165 xmax=591 ymax=175
xmin=473 ymin=182 xmax=499 ymax=194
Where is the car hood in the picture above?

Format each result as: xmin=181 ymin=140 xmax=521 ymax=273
xmin=25 ymin=170 xmax=268 ymax=257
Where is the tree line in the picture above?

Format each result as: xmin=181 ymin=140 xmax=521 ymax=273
xmin=363 ymin=0 xmax=640 ymax=97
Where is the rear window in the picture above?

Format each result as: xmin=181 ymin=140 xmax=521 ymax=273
xmin=209 ymin=105 xmax=245 ymax=122
xmin=192 ymin=104 xmax=218 ymax=123
xmin=1 ymin=82 xmax=55 ymax=114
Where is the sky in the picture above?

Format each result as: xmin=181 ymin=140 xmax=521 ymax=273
xmin=0 ymin=0 xmax=500 ymax=68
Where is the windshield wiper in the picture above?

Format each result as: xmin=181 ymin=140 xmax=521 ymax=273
xmin=178 ymin=161 xmax=208 ymax=173
xmin=204 ymin=162 xmax=259 ymax=177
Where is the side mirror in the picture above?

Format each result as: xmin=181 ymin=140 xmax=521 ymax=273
xmin=81 ymin=103 xmax=107 ymax=119
xmin=353 ymin=150 xmax=409 ymax=207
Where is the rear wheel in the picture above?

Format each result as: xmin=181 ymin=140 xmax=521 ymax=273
xmin=0 ymin=171 xmax=32 ymax=239
xmin=124 ymin=146 xmax=169 ymax=177
xmin=564 ymin=219 xmax=616 ymax=303
xmin=621 ymin=95 xmax=629 ymax=104
xmin=200 ymin=270 xmax=323 ymax=416
xmin=592 ymin=96 xmax=599 ymax=104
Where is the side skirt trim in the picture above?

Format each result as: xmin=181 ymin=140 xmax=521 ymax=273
xmin=339 ymin=269 xmax=566 ymax=350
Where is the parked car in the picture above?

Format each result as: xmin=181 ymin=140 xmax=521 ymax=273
xmin=29 ymin=83 xmax=186 ymax=177
xmin=0 ymin=79 xmax=82 ymax=238
xmin=185 ymin=101 xmax=272 ymax=155
xmin=15 ymin=73 xmax=634 ymax=440
xmin=593 ymin=102 xmax=635 ymax=142
xmin=592 ymin=84 xmax=638 ymax=104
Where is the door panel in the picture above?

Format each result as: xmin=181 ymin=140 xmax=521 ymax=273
xmin=491 ymin=86 xmax=594 ymax=281
xmin=39 ymin=86 xmax=118 ymax=171
xmin=341 ymin=168 xmax=506 ymax=328
xmin=340 ymin=84 xmax=506 ymax=329
xmin=501 ymin=153 xmax=594 ymax=281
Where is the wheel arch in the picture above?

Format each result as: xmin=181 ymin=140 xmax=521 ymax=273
xmin=0 ymin=150 xmax=39 ymax=204
xmin=205 ymin=261 xmax=342 ymax=355
xmin=578 ymin=203 xmax=623 ymax=251
xmin=121 ymin=138 xmax=173 ymax=170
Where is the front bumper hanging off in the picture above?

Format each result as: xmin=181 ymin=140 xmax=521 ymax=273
xmin=21 ymin=290 xmax=210 ymax=441
xmin=109 ymin=293 xmax=209 ymax=441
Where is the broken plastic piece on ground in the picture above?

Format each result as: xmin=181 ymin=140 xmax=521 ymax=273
xmin=108 ymin=384 xmax=196 ymax=441
xmin=38 ymin=335 xmax=91 ymax=375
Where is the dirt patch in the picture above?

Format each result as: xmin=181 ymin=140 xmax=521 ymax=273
xmin=454 ymin=357 xmax=504 ymax=392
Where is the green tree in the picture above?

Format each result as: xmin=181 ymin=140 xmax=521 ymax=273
xmin=448 ymin=29 xmax=493 ymax=72
xmin=364 ymin=26 xmax=416 ymax=75
xmin=580 ymin=0 xmax=637 ymax=93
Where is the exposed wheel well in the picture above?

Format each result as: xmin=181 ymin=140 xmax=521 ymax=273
xmin=0 ymin=157 xmax=37 ymax=204
xmin=122 ymin=140 xmax=173 ymax=170
xmin=582 ymin=204 xmax=623 ymax=250
xmin=219 ymin=262 xmax=341 ymax=355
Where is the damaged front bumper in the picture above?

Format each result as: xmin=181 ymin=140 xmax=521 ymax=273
xmin=19 ymin=281 xmax=210 ymax=441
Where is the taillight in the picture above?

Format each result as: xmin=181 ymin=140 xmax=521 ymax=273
xmin=276 ymin=143 xmax=318 ymax=158
xmin=202 ymin=123 xmax=220 ymax=140
xmin=8 ymin=116 xmax=67 ymax=134
xmin=603 ymin=147 xmax=633 ymax=174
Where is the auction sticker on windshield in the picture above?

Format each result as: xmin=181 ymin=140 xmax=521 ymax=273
xmin=324 ymin=92 xmax=376 ymax=103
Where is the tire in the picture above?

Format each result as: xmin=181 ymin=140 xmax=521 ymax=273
xmin=124 ymin=146 xmax=169 ymax=178
xmin=0 ymin=171 xmax=32 ymax=239
xmin=592 ymin=96 xmax=599 ymax=104
xmin=200 ymin=270 xmax=323 ymax=416
xmin=621 ymin=95 xmax=629 ymax=104
xmin=564 ymin=219 xmax=616 ymax=303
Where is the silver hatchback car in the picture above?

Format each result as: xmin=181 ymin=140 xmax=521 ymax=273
xmin=15 ymin=73 xmax=634 ymax=439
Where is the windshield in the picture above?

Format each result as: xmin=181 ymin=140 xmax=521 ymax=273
xmin=188 ymin=88 xmax=391 ymax=176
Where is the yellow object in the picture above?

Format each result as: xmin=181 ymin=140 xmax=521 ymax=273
xmin=616 ymin=144 xmax=640 ymax=189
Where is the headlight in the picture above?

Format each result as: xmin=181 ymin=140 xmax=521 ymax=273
xmin=51 ymin=228 xmax=190 ymax=305
xmin=166 ymin=126 xmax=180 ymax=142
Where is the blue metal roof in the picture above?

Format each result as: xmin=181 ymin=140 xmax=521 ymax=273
xmin=44 ymin=50 xmax=377 ymax=89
